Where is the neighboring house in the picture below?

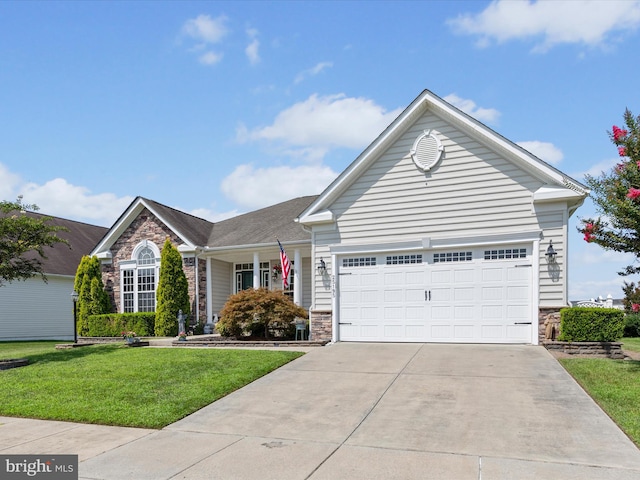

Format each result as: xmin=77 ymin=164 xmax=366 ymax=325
xmin=0 ymin=213 xmax=108 ymax=341
xmin=93 ymin=89 xmax=588 ymax=345
xmin=570 ymin=296 xmax=625 ymax=310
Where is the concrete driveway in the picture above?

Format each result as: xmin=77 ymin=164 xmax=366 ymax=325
xmin=4 ymin=343 xmax=640 ymax=479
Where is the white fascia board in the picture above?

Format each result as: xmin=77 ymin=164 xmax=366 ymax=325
xmin=91 ymin=198 xmax=146 ymax=256
xmin=328 ymin=231 xmax=542 ymax=255
xmin=533 ymin=185 xmax=586 ymax=203
xmin=177 ymin=244 xmax=198 ymax=255
xmin=297 ymin=209 xmax=335 ymax=225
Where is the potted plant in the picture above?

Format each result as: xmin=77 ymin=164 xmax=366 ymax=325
xmin=178 ymin=331 xmax=187 ymax=342
xmin=121 ymin=331 xmax=139 ymax=344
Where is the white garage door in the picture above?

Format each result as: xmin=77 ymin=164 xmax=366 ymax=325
xmin=338 ymin=247 xmax=533 ymax=343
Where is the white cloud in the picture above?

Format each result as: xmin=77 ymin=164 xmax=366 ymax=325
xmin=294 ymin=62 xmax=333 ymax=84
xmin=245 ymin=28 xmax=260 ymax=65
xmin=447 ymin=0 xmax=640 ymax=52
xmin=181 ymin=14 xmax=229 ymax=65
xmin=199 ymin=51 xmax=224 ymax=65
xmin=517 ymin=141 xmax=563 ymax=165
xmin=578 ymin=157 xmax=620 ymax=179
xmin=443 ymin=93 xmax=501 ymax=125
xmin=221 ymin=163 xmax=339 ymax=209
xmin=237 ymin=93 xmax=403 ymax=161
xmin=0 ymin=163 xmax=22 ymax=201
xmin=182 ymin=14 xmax=229 ymax=44
xmin=19 ymin=178 xmax=133 ymax=227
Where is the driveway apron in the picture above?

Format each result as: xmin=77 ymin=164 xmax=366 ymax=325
xmin=40 ymin=343 xmax=640 ymax=479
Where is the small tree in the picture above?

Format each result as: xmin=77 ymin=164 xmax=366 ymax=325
xmin=0 ymin=197 xmax=69 ymax=286
xmin=579 ymin=109 xmax=640 ymax=275
xmin=74 ymin=256 xmax=110 ymax=335
xmin=217 ymin=288 xmax=308 ymax=339
xmin=154 ymin=238 xmax=190 ymax=337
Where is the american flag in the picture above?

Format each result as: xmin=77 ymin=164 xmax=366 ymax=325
xmin=277 ymin=240 xmax=291 ymax=289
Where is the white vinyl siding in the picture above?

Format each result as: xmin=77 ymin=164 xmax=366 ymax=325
xmin=312 ymin=110 xmax=568 ymax=310
xmin=0 ymin=276 xmax=75 ymax=341
xmin=210 ymin=259 xmax=232 ymax=316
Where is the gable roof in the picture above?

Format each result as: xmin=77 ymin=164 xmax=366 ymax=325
xmin=206 ymin=195 xmax=317 ymax=248
xmin=297 ymin=89 xmax=589 ymax=225
xmin=16 ymin=212 xmax=108 ymax=276
xmin=91 ymin=196 xmax=215 ymax=256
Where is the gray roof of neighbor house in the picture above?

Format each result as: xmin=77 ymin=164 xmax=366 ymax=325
xmin=206 ymin=195 xmax=318 ymax=247
xmin=17 ymin=212 xmax=109 ymax=276
xmin=141 ymin=197 xmax=214 ymax=247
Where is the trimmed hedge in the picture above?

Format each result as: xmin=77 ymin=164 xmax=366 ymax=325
xmin=86 ymin=313 xmax=156 ymax=337
xmin=559 ymin=307 xmax=624 ymax=342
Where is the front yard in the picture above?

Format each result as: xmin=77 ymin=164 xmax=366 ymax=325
xmin=559 ymin=337 xmax=640 ymax=447
xmin=0 ymin=341 xmax=303 ymax=429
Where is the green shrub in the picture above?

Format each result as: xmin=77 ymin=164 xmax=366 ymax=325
xmin=624 ymin=314 xmax=640 ymax=337
xmin=86 ymin=313 xmax=155 ymax=337
xmin=559 ymin=307 xmax=624 ymax=342
xmin=218 ymin=288 xmax=308 ymax=339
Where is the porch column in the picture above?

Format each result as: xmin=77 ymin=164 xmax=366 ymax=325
xmin=294 ymin=248 xmax=302 ymax=305
xmin=206 ymin=257 xmax=213 ymax=323
xmin=253 ymin=252 xmax=260 ymax=289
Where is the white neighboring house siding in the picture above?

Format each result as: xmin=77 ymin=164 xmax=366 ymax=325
xmin=0 ymin=275 xmax=74 ymax=341
xmin=313 ymin=110 xmax=566 ymax=310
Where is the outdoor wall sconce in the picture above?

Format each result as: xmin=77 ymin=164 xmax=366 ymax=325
xmin=317 ymin=257 xmax=327 ymax=275
xmin=546 ymin=240 xmax=557 ymax=263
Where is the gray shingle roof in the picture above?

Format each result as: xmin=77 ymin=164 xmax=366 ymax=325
xmin=14 ymin=212 xmax=108 ymax=276
xmin=141 ymin=198 xmax=214 ymax=247
xmin=206 ymin=196 xmax=317 ymax=247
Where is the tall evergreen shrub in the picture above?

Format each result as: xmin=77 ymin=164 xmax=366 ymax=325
xmin=154 ymin=238 xmax=190 ymax=336
xmin=74 ymin=256 xmax=110 ymax=335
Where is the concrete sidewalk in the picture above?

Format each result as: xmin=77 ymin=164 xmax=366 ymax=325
xmin=2 ymin=343 xmax=640 ymax=479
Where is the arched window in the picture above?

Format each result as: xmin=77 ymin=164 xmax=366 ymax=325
xmin=121 ymin=241 xmax=160 ymax=313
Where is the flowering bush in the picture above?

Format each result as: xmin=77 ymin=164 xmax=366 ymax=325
xmin=579 ymin=109 xmax=640 ymax=275
xmin=121 ymin=331 xmax=137 ymax=339
xmin=178 ymin=331 xmax=187 ymax=340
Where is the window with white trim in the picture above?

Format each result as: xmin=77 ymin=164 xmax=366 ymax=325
xmin=433 ymin=251 xmax=473 ymax=263
xmin=483 ymin=248 xmax=527 ymax=260
xmin=121 ymin=241 xmax=160 ymax=313
xmin=386 ymin=254 xmax=423 ymax=265
xmin=342 ymin=257 xmax=377 ymax=267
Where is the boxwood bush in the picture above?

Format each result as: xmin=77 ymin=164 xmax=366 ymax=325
xmin=559 ymin=307 xmax=624 ymax=342
xmin=624 ymin=313 xmax=640 ymax=337
xmin=86 ymin=313 xmax=156 ymax=337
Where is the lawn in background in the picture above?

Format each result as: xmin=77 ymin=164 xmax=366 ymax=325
xmin=622 ymin=337 xmax=640 ymax=353
xmin=0 ymin=342 xmax=303 ymax=428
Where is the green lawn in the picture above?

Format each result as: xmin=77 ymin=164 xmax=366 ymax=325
xmin=622 ymin=337 xmax=640 ymax=353
xmin=0 ymin=341 xmax=303 ymax=429
xmin=559 ymin=356 xmax=640 ymax=447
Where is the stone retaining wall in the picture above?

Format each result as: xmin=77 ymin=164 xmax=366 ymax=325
xmin=543 ymin=341 xmax=625 ymax=359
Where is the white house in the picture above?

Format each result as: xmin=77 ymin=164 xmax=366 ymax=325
xmin=0 ymin=213 xmax=108 ymax=341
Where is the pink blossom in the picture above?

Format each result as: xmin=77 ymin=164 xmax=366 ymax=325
xmin=613 ymin=125 xmax=629 ymax=142
xmin=632 ymin=303 xmax=640 ymax=313
xmin=619 ymin=146 xmax=627 ymax=157
xmin=583 ymin=233 xmax=594 ymax=243
xmin=627 ymin=188 xmax=640 ymax=200
xmin=637 ymin=161 xmax=640 ymax=169
xmin=616 ymin=163 xmax=626 ymax=173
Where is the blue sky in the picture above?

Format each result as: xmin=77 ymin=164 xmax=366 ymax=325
xmin=1 ymin=0 xmax=639 ymax=300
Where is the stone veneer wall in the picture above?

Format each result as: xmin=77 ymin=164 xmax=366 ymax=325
xmin=538 ymin=307 xmax=563 ymax=344
xmin=102 ymin=208 xmax=193 ymax=314
xmin=310 ymin=310 xmax=332 ymax=342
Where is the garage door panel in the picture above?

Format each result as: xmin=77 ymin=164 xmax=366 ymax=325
xmin=431 ymin=325 xmax=451 ymax=339
xmin=481 ymin=286 xmax=503 ymax=301
xmin=339 ymin=247 xmax=533 ymax=344
xmin=384 ymin=289 xmax=403 ymax=302
xmin=454 ymin=325 xmax=474 ymax=338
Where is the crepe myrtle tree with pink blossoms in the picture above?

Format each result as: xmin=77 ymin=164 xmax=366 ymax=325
xmin=579 ymin=110 xmax=640 ymax=309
